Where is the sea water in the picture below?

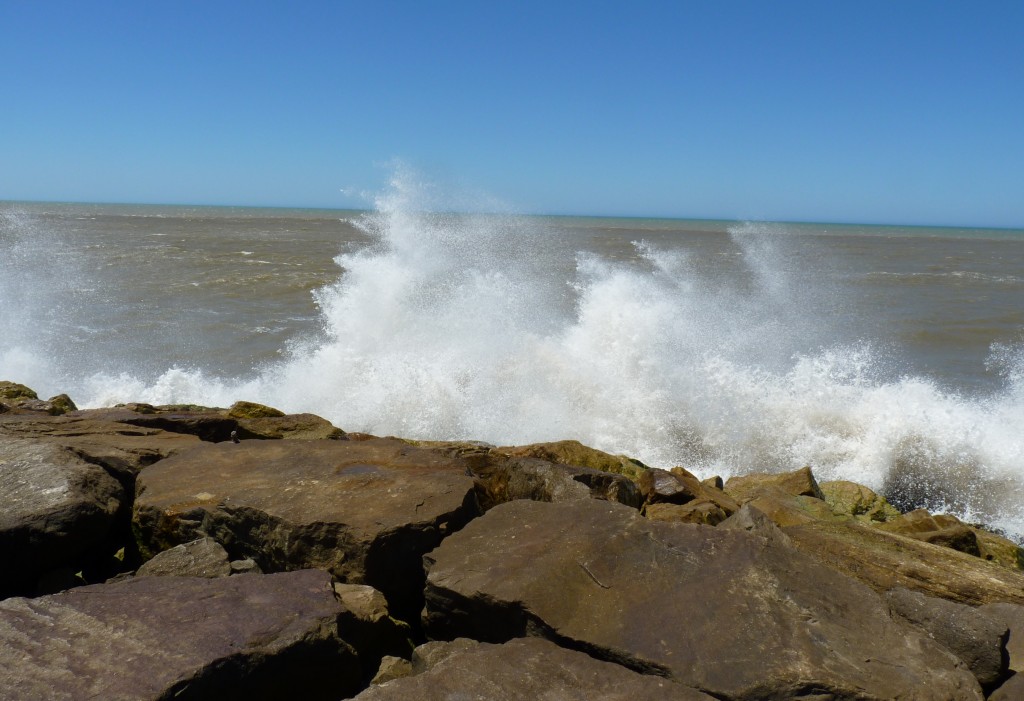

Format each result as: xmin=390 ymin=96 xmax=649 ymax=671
xmin=2 ymin=173 xmax=1023 ymax=538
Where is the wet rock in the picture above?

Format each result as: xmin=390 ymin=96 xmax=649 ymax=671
xmin=471 ymin=455 xmax=642 ymax=510
xmin=0 ymin=438 xmax=124 ymax=597
xmin=975 ymin=529 xmax=1024 ymax=572
xmin=0 ymin=569 xmax=361 ymax=701
xmin=423 ymin=498 xmax=981 ymax=700
xmin=820 ymin=479 xmax=900 ymax=523
xmin=493 ymin=440 xmax=648 ymax=480
xmin=886 ymin=587 xmax=1010 ymax=691
xmin=135 ymin=537 xmax=232 ymax=578
xmin=133 ymin=438 xmax=479 ymax=622
xmin=353 ymin=637 xmax=713 ymax=700
xmin=234 ymin=413 xmax=346 ymax=440
xmin=783 ymin=517 xmax=1024 ymax=606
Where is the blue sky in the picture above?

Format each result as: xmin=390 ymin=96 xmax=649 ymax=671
xmin=2 ymin=1 xmax=1022 ymax=226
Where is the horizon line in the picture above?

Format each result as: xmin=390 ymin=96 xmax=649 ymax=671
xmin=2 ymin=197 xmax=1021 ymax=233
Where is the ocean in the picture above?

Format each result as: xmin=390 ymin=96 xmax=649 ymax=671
xmin=3 ymin=178 xmax=1023 ymax=538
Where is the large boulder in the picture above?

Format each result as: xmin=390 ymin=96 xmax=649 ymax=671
xmin=0 ymin=438 xmax=124 ymax=597
xmin=820 ymin=479 xmax=900 ymax=523
xmin=135 ymin=537 xmax=232 ymax=578
xmin=133 ymin=438 xmax=479 ymax=622
xmin=0 ymin=569 xmax=361 ymax=700
xmin=353 ymin=637 xmax=713 ymax=700
xmin=423 ymin=499 xmax=982 ymax=700
xmin=979 ymin=602 xmax=1024 ymax=673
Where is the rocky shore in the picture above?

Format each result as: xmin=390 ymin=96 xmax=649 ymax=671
xmin=2 ymin=379 xmax=1023 ymax=700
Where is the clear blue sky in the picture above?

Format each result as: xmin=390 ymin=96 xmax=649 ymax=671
xmin=2 ymin=1 xmax=1022 ymax=226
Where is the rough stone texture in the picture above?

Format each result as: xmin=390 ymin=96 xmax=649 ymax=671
xmin=886 ymin=587 xmax=1010 ymax=691
xmin=135 ymin=537 xmax=232 ymax=578
xmin=354 ymin=637 xmax=713 ymax=700
xmin=989 ymin=672 xmax=1024 ymax=701
xmin=979 ymin=602 xmax=1024 ymax=672
xmin=492 ymin=440 xmax=648 ymax=480
xmin=975 ymin=529 xmax=1024 ymax=572
xmin=820 ymin=479 xmax=900 ymax=523
xmin=783 ymin=517 xmax=1024 ymax=606
xmin=0 ymin=569 xmax=361 ymax=701
xmin=133 ymin=438 xmax=479 ymax=621
xmin=0 ymin=437 xmax=124 ymax=596
xmin=878 ymin=509 xmax=982 ymax=556
xmin=725 ymin=465 xmax=825 ymax=502
xmin=718 ymin=503 xmax=796 ymax=549
xmin=644 ymin=500 xmax=728 ymax=526
xmin=423 ymin=499 xmax=982 ymax=700
xmin=234 ymin=413 xmax=346 ymax=440
xmin=0 ymin=381 xmax=38 ymax=401
xmin=471 ymin=455 xmax=642 ymax=510
xmin=229 ymin=558 xmax=262 ymax=575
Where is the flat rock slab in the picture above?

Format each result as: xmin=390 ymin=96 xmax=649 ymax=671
xmin=355 ymin=637 xmax=712 ymax=700
xmin=134 ymin=438 xmax=479 ymax=620
xmin=0 ymin=437 xmax=124 ymax=596
xmin=0 ymin=569 xmax=360 ymax=701
xmin=424 ymin=499 xmax=982 ymax=701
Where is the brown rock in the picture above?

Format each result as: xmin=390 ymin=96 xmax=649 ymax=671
xmin=0 ymin=381 xmax=38 ymax=401
xmin=0 ymin=569 xmax=361 ymax=700
xmin=234 ymin=413 xmax=346 ymax=440
xmin=783 ymin=517 xmax=1024 ymax=606
xmin=0 ymin=438 xmax=124 ymax=596
xmin=886 ymin=587 xmax=1010 ymax=691
xmin=333 ymin=583 xmax=414 ymax=680
xmin=135 ymin=537 xmax=232 ymax=578
xmin=878 ymin=509 xmax=981 ymax=556
xmin=644 ymin=499 xmax=728 ymax=525
xmin=820 ymin=479 xmax=900 ymax=523
xmin=990 ymin=673 xmax=1024 ymax=701
xmin=471 ymin=456 xmax=642 ymax=510
xmin=493 ymin=440 xmax=648 ymax=480
xmin=725 ymin=465 xmax=825 ymax=502
xmin=133 ymin=438 xmax=479 ymax=621
xmin=423 ymin=499 xmax=981 ymax=700
xmin=979 ymin=602 xmax=1024 ymax=673
xmin=353 ymin=637 xmax=713 ymax=700
xmin=227 ymin=400 xmax=286 ymax=418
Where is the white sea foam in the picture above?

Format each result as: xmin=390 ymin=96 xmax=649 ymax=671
xmin=2 ymin=176 xmax=1024 ymax=538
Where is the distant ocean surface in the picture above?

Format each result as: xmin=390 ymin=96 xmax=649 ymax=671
xmin=3 ymin=182 xmax=1024 ymax=538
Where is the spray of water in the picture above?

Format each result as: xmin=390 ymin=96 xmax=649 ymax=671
xmin=2 ymin=174 xmax=1023 ymax=537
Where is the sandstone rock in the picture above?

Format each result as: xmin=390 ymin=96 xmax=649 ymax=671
xmin=820 ymin=479 xmax=900 ymax=522
xmin=133 ymin=438 xmax=479 ymax=622
xmin=975 ymin=529 xmax=1024 ymax=572
xmin=423 ymin=499 xmax=981 ymax=700
xmin=886 ymin=587 xmax=1010 ymax=691
xmin=637 ymin=466 xmax=738 ymax=518
xmin=783 ymin=517 xmax=1024 ymax=606
xmin=354 ymin=637 xmax=713 ymax=700
xmin=878 ymin=509 xmax=981 ymax=556
xmin=718 ymin=503 xmax=795 ymax=549
xmin=227 ymin=400 xmax=286 ymax=418
xmin=979 ymin=602 xmax=1024 ymax=672
xmin=45 ymin=394 xmax=78 ymax=415
xmin=471 ymin=455 xmax=642 ymax=510
xmin=135 ymin=537 xmax=232 ymax=578
xmin=229 ymin=558 xmax=262 ymax=575
xmin=493 ymin=440 xmax=648 ymax=480
xmin=644 ymin=499 xmax=728 ymax=525
xmin=0 ymin=438 xmax=124 ymax=597
xmin=726 ymin=465 xmax=825 ymax=501
xmin=0 ymin=569 xmax=361 ymax=700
